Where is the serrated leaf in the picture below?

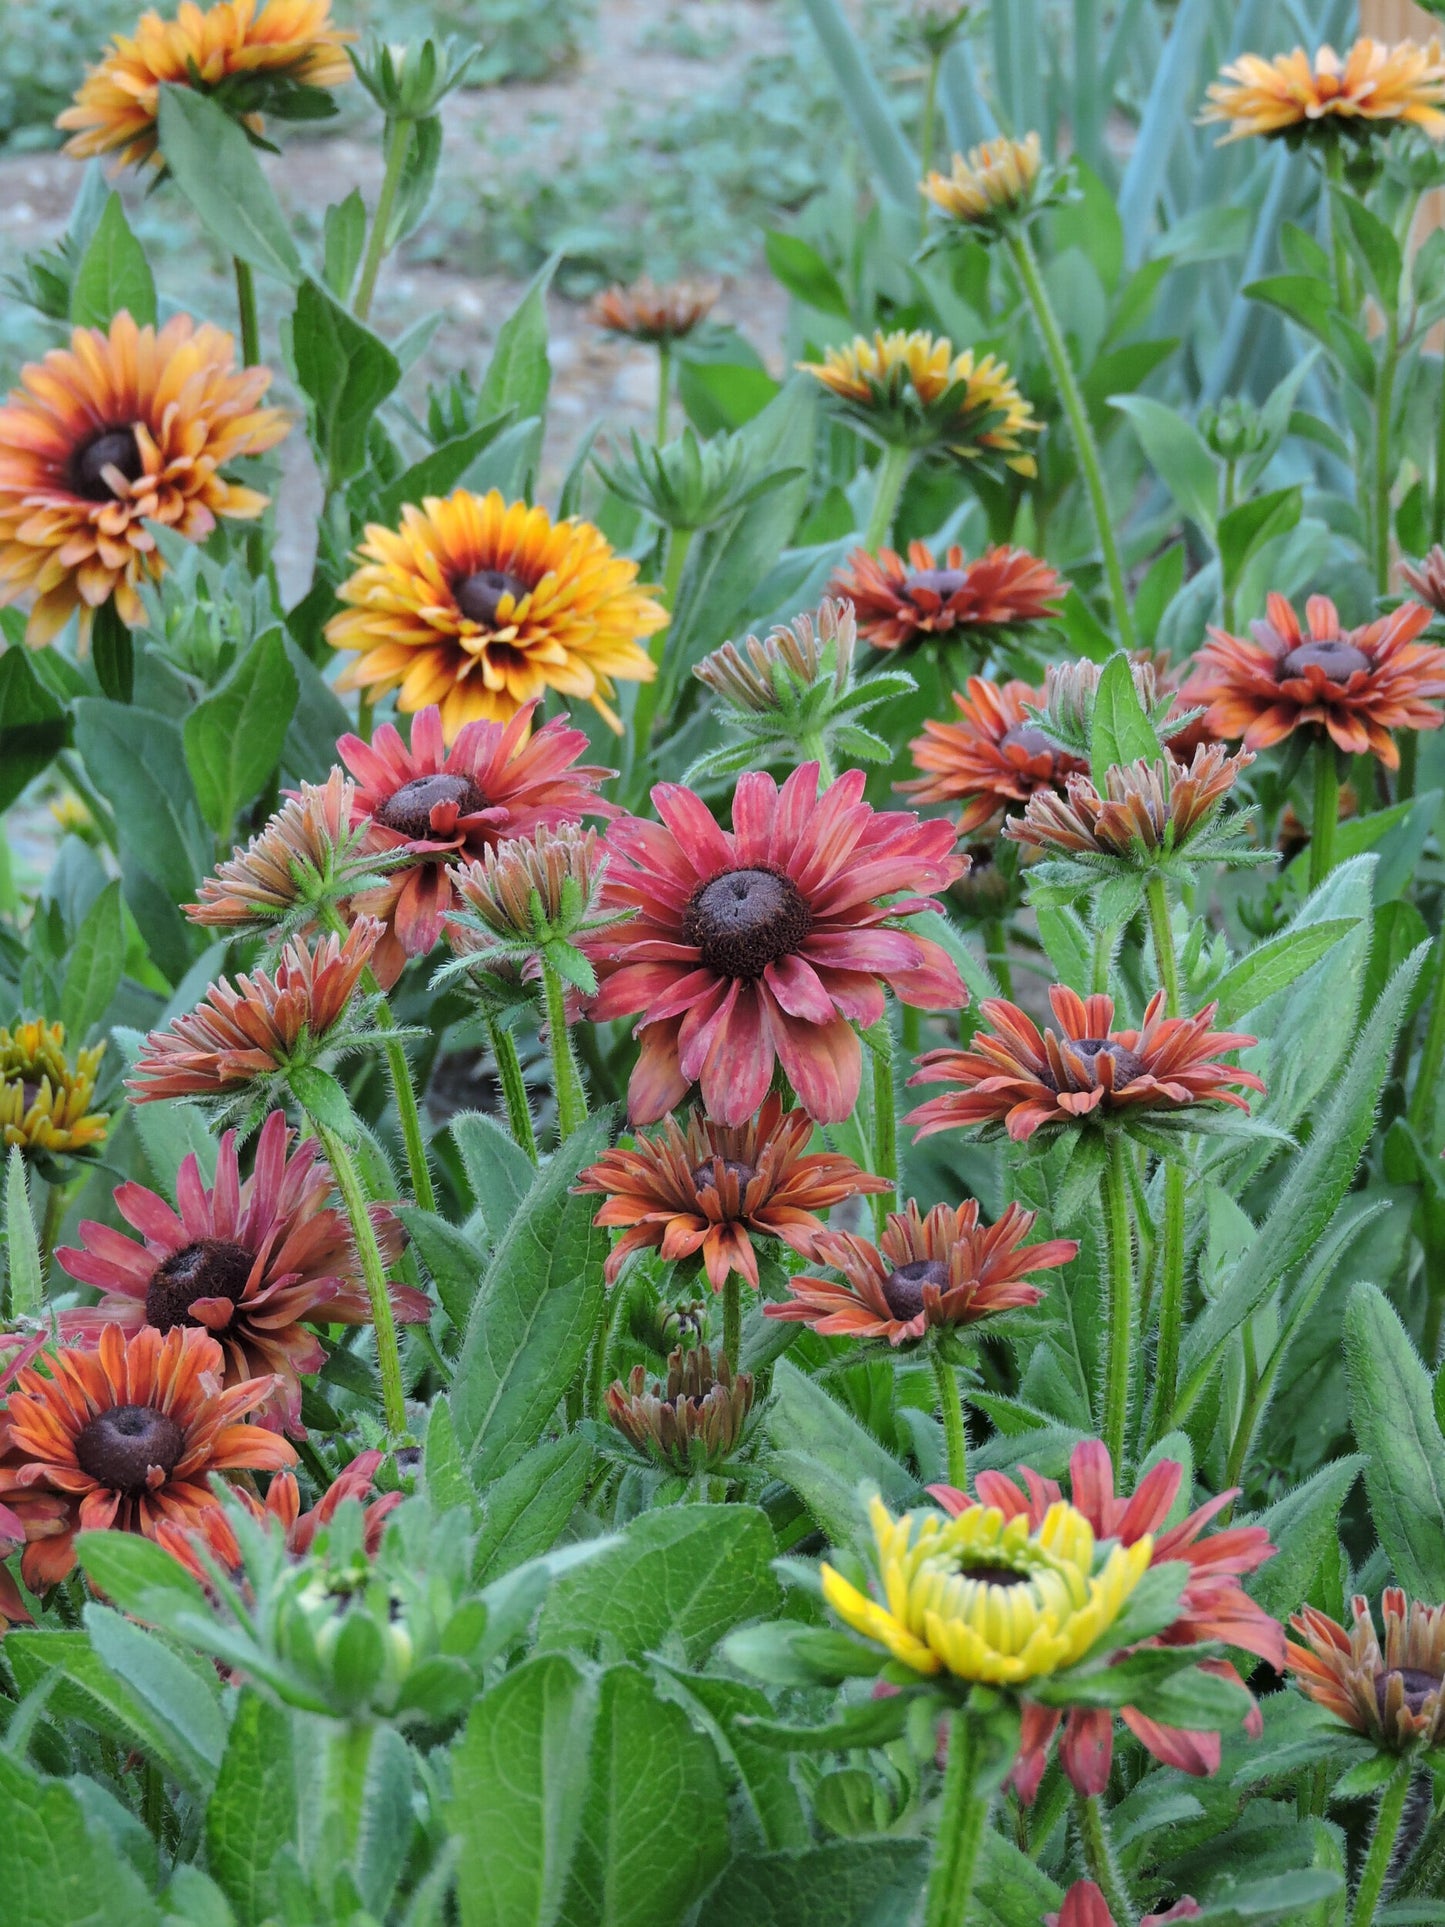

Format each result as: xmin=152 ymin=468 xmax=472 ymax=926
xmin=697 ymin=1840 xmax=928 ymax=1926
xmin=0 ymin=1753 xmax=160 ymax=1927
xmin=4 ymin=1147 xmax=43 ymax=1318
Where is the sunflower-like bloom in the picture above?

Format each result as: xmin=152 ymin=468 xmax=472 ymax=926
xmin=907 ymin=986 xmax=1264 ymax=1144
xmin=576 ymin=1092 xmax=889 ymax=1290
xmin=0 ymin=1324 xmax=294 ymax=1589
xmin=55 ymin=1111 xmax=424 ymax=1434
xmin=58 ymin=0 xmax=354 ymax=170
xmin=821 ymin=1493 xmax=1152 ymax=1684
xmin=932 ymin=1440 xmax=1283 ymax=1798
xmin=128 ymin=919 xmax=382 ymax=1103
xmin=0 ymin=1334 xmax=47 ymax=1625
xmin=605 ymin=1345 xmax=755 ymax=1474
xmin=1 ymin=1021 xmax=108 ymax=1158
xmin=586 ymin=766 xmax=968 ymax=1127
xmin=900 ymin=677 xmax=1085 ymax=837
xmin=1004 ymin=744 xmax=1254 ymax=861
xmin=799 ymin=331 xmax=1040 ymax=475
xmin=1289 ymin=1590 xmax=1445 ymax=1751
xmin=1049 ymin=1884 xmax=1201 ymax=1927
xmin=832 ymin=541 xmax=1064 ymax=653
xmin=587 ymin=276 xmax=720 ymax=343
xmin=1200 ymin=39 xmax=1445 ymax=146
xmin=326 ymin=489 xmax=667 ymax=739
xmin=765 ymin=1197 xmax=1075 ymax=1346
xmin=1184 ymin=593 xmax=1445 ymax=769
xmin=187 ymin=768 xmax=382 ymax=939
xmin=0 ymin=312 xmax=288 ymax=646
xmin=922 ymin=133 xmax=1044 ymax=228
xmin=336 ymin=700 xmax=613 ymax=983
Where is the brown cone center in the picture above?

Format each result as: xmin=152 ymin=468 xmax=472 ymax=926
xmin=684 ymin=867 xmax=813 ymax=979
xmin=145 ymin=1238 xmax=253 ymax=1333
xmin=690 ymin=1157 xmax=756 ymax=1195
xmin=907 ymin=568 xmax=969 ymax=601
xmin=74 ymin=1404 xmax=185 ymax=1492
xmin=69 ymin=426 xmax=144 ymax=503
xmin=881 ymin=1256 xmax=948 ymax=1319
xmin=999 ymin=723 xmax=1056 ymax=760
xmin=1282 ymin=640 xmax=1370 ymax=682
xmin=1375 ymin=1666 xmax=1442 ymax=1716
xmin=1072 ymin=1038 xmax=1145 ymax=1087
xmin=957 ymin=1563 xmax=1032 ymax=1587
xmin=454 ymin=567 xmax=530 ymax=629
xmin=376 ymin=772 xmax=484 ymax=839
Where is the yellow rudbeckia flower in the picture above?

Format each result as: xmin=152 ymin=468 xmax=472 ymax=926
xmin=0 ymin=1022 xmax=108 ymax=1158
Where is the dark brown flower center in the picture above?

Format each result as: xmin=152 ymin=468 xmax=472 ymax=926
xmin=881 ymin=1256 xmax=948 ymax=1319
xmin=957 ymin=1563 xmax=1031 ymax=1587
xmin=999 ymin=723 xmax=1056 ymax=760
xmin=454 ymin=568 xmax=531 ymax=629
xmin=145 ymin=1238 xmax=253 ymax=1333
xmin=376 ymin=772 xmax=484 ymax=840
xmin=74 ymin=1404 xmax=185 ymax=1492
xmin=69 ymin=426 xmax=144 ymax=503
xmin=1282 ymin=641 xmax=1370 ymax=682
xmin=1375 ymin=1666 xmax=1442 ymax=1716
xmin=690 ymin=1157 xmax=756 ymax=1195
xmin=906 ymin=567 xmax=969 ymax=602
xmin=1072 ymin=1038 xmax=1145 ymax=1086
xmin=683 ymin=867 xmax=813 ymax=980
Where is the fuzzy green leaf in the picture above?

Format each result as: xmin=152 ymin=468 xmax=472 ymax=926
xmin=1346 ymin=1282 xmax=1445 ymax=1597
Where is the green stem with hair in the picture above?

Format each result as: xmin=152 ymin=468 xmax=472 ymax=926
xmin=1101 ymin=1134 xmax=1136 ymax=1469
xmin=1145 ymin=874 xmax=1187 ymax=1433
xmin=1091 ymin=925 xmax=1113 ymax=996
xmin=656 ymin=339 xmax=672 ymax=443
xmin=1076 ymin=1794 xmax=1134 ymax=1927
xmin=233 ymin=255 xmax=265 ymax=575
xmin=309 ymin=1118 xmax=407 ymax=1438
xmin=722 ymin=1273 xmax=742 ymax=1376
xmin=983 ymin=915 xmax=1014 ymax=998
xmin=1434 ymin=350 xmax=1445 ymax=546
xmin=587 ymin=1280 xmax=619 ymax=1417
xmin=541 ymin=959 xmax=588 ymax=1141
xmin=869 ymin=1019 xmax=897 ymax=1231
xmin=923 ymin=1710 xmax=991 ymax=1927
xmin=863 ymin=442 xmax=912 ymax=552
xmin=1351 ymin=1757 xmax=1413 ymax=1927
xmin=38 ymin=1179 xmax=66 ymax=1281
xmin=798 ymin=731 xmax=838 ymax=787
xmin=918 ymin=50 xmax=942 ymax=230
xmin=1374 ymin=312 xmax=1399 ymax=597
xmin=931 ymin=1349 xmax=968 ymax=1489
xmin=1008 ymin=229 xmax=1135 ymax=651
xmin=1310 ymin=738 xmax=1339 ymax=892
xmin=354 ymin=115 xmax=412 ymax=323
xmin=487 ymin=1016 xmax=538 ymax=1162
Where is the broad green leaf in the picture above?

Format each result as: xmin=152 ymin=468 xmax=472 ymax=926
xmin=292 ymin=278 xmax=401 ymax=485
xmin=183 ymin=629 xmax=298 ymax=836
xmin=1035 ymin=904 xmax=1093 ymax=993
xmin=763 ymin=1356 xmax=917 ymax=1543
xmin=1110 ymin=394 xmax=1218 ymax=537
xmin=70 ymin=192 xmax=156 ymax=329
xmin=447 ymin=1108 xmax=539 ymax=1239
xmin=375 ymin=420 xmax=513 ymax=525
xmin=85 ymin=1603 xmax=226 ymax=1792
xmin=4 ymin=1146 xmax=42 ymax=1318
xmin=423 ymin=1393 xmax=478 ymax=1518
xmin=0 ymin=1754 xmax=160 ymax=1927
xmin=205 ymin=1692 xmax=297 ymax=1927
xmin=764 ymin=231 xmax=849 ymax=318
xmin=156 ymin=87 xmax=302 ymax=282
xmin=1217 ymin=486 xmax=1302 ymax=597
xmin=0 ymin=647 xmax=70 ymax=811
xmin=478 ymin=258 xmax=557 ymax=422
xmin=1346 ymin=1283 xmax=1445 ymax=1597
xmin=1209 ymin=919 xmax=1357 ymax=1026
xmin=397 ymin=1206 xmax=484 ymax=1332
xmin=73 ymin=699 xmax=206 ymax=902
xmin=322 ymin=188 xmax=366 ymax=300
xmin=664 ymin=1672 xmax=809 ymax=1851
xmin=474 ymin=1433 xmax=593 ymax=1584
xmin=76 ymin=1528 xmax=211 ymax=1624
xmin=1331 ymin=187 xmax=1402 ymax=312
xmin=60 ymin=878 xmax=123 ymax=1037
xmin=700 ymin=1840 xmax=929 ymax=1925
xmin=1088 ymin=651 xmax=1162 ymax=782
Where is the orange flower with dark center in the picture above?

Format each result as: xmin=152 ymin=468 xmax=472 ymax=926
xmin=56 ymin=1110 xmax=424 ymax=1434
xmin=587 ymin=276 xmax=720 ymax=343
xmin=900 ymin=677 xmax=1086 ymax=836
xmin=907 ymin=986 xmax=1264 ymax=1143
xmin=0 ymin=312 xmax=288 ymax=645
xmin=1003 ymin=743 xmax=1254 ymax=860
xmin=575 ymin=1092 xmax=889 ymax=1290
xmin=832 ymin=541 xmax=1065 ymax=653
xmin=764 ymin=1197 xmax=1075 ymax=1346
xmin=0 ymin=1324 xmax=294 ymax=1590
xmin=1200 ymin=38 xmax=1445 ymax=145
xmin=1183 ymin=592 xmax=1445 ymax=768
xmin=1289 ymin=1590 xmax=1445 ymax=1750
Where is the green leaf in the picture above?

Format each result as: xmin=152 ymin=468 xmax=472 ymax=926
xmin=763 ymin=1356 xmax=917 ymax=1543
xmin=73 ymin=699 xmax=205 ymax=902
xmin=1088 ymin=651 xmax=1163 ymax=781
xmin=5 ymin=1146 xmax=43 ymax=1319
xmin=90 ymin=601 xmax=134 ymax=704
xmin=60 ymin=879 xmax=123 ymax=1037
xmin=795 ymin=0 xmax=918 ymax=205
xmin=478 ymin=258 xmax=556 ymax=423
xmin=70 ymin=192 xmax=156 ymax=329
xmin=474 ymin=1433 xmax=593 ymax=1584
xmin=75 ymin=1527 xmax=211 ymax=1624
xmin=1110 ymin=394 xmax=1218 ymax=538
xmin=678 ymin=360 xmax=780 ymax=435
xmin=1217 ymin=487 xmax=1302 ymax=597
xmin=698 ymin=1841 xmax=928 ymax=1927
xmin=1209 ymin=919 xmax=1357 ymax=1026
xmin=85 ymin=1603 xmax=226 ymax=1791
xmin=1244 ymin=1461 xmax=1362 ymax=1623
xmin=446 ymin=1109 xmax=539 ymax=1240
xmin=375 ymin=420 xmax=514 ymax=526
xmin=205 ymin=1692 xmax=297 ymax=1927
xmin=292 ymin=278 xmax=401 ymax=486
xmin=1331 ymin=188 xmax=1402 ymax=312
xmin=183 ymin=628 xmax=298 ymax=836
xmin=764 ymin=231 xmax=850 ymax=318
xmin=0 ymin=647 xmax=70 ymax=811
xmin=397 ymin=1206 xmax=483 ymax=1332
xmin=450 ymin=1652 xmax=598 ymax=1927
xmin=1346 ymin=1282 xmax=1445 ymax=1597
xmin=322 ymin=188 xmax=367 ymax=300
xmin=290 ymin=1064 xmax=357 ymax=1139
xmin=0 ymin=1754 xmax=160 ymax=1927
xmin=156 ymin=87 xmax=302 ymax=283
xmin=1035 ymin=905 xmax=1093 ymax=993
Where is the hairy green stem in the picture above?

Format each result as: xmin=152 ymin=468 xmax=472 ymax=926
xmin=233 ymin=257 xmax=260 ymax=367
xmin=1076 ymin=1794 xmax=1134 ymax=1926
xmin=723 ymin=1273 xmax=742 ymax=1376
xmin=1310 ymin=738 xmax=1339 ymax=892
xmin=487 ymin=1016 xmax=538 ymax=1162
xmin=587 ymin=1282 xmax=619 ymax=1418
xmin=798 ymin=730 xmax=838 ymax=786
xmin=983 ymin=916 xmax=1014 ymax=998
xmin=1009 ymin=230 xmax=1135 ymax=651
xmin=656 ymin=339 xmax=672 ymax=443
xmin=924 ymin=1711 xmax=990 ymax=1927
xmin=918 ymin=51 xmax=942 ymax=226
xmin=863 ymin=442 xmax=912 ymax=552
xmin=870 ymin=1020 xmax=898 ymax=1230
xmin=1145 ymin=874 xmax=1187 ymax=1434
xmin=354 ymin=115 xmax=411 ymax=323
xmin=1351 ymin=1758 xmax=1413 ymax=1927
xmin=1101 ymin=1136 xmax=1136 ymax=1470
xmin=311 ymin=1119 xmax=407 ymax=1438
xmin=1374 ymin=314 xmax=1399 ymax=596
xmin=541 ymin=960 xmax=588 ymax=1140
xmin=931 ymin=1349 xmax=968 ymax=1489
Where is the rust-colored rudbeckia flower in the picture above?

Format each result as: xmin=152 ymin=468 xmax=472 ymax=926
xmin=1404 ymin=545 xmax=1445 ymax=615
xmin=325 ymin=489 xmax=667 ymax=739
xmin=907 ymin=987 xmax=1264 ymax=1143
xmin=0 ymin=1324 xmax=294 ymax=1589
xmin=933 ymin=1439 xmax=1283 ymax=1799
xmin=55 ymin=1110 xmax=424 ymax=1434
xmin=336 ymin=699 xmax=613 ymax=984
xmin=1183 ymin=592 xmax=1445 ymax=769
xmin=605 ymin=1345 xmax=754 ymax=1474
xmin=832 ymin=540 xmax=1064 ymax=653
xmin=1004 ymin=743 xmax=1254 ymax=860
xmin=187 ymin=768 xmax=380 ymax=940
xmin=586 ymin=276 xmax=720 ymax=343
xmin=128 ymin=919 xmax=383 ymax=1103
xmin=0 ymin=312 xmax=288 ymax=645
xmin=922 ymin=133 xmax=1044 ymax=227
xmin=1049 ymin=1884 xmax=1201 ymax=1927
xmin=0 ymin=1334 xmax=46 ymax=1625
xmin=900 ymin=676 xmax=1084 ymax=837
xmin=1289 ymin=1589 xmax=1445 ymax=1750
xmin=575 ymin=1092 xmax=889 ymax=1290
xmin=1200 ymin=38 xmax=1445 ymax=145
xmin=57 ymin=0 xmax=354 ymax=170
xmin=764 ymin=1196 xmax=1075 ymax=1346
xmin=587 ymin=765 xmax=968 ymax=1127
xmin=1 ymin=1021 xmax=108 ymax=1158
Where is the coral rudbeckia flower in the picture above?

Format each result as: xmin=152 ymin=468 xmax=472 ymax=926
xmin=900 ymin=676 xmax=1085 ymax=837
xmin=55 ymin=1110 xmax=424 ymax=1434
xmin=832 ymin=541 xmax=1064 ymax=653
xmin=337 ymin=699 xmax=613 ymax=982
xmin=1200 ymin=38 xmax=1445 ymax=145
xmin=1289 ymin=1589 xmax=1445 ymax=1750
xmin=1 ymin=1021 xmax=108 ymax=1158
xmin=907 ymin=986 xmax=1264 ymax=1143
xmin=325 ymin=488 xmax=667 ymax=740
xmin=0 ymin=1324 xmax=294 ymax=1590
xmin=1183 ymin=592 xmax=1445 ymax=768
xmin=587 ymin=765 xmax=968 ymax=1127
xmin=587 ymin=276 xmax=720 ymax=342
xmin=1004 ymin=743 xmax=1255 ymax=861
xmin=575 ymin=1092 xmax=889 ymax=1290
xmin=57 ymin=0 xmax=354 ymax=170
xmin=764 ymin=1196 xmax=1075 ymax=1346
xmin=0 ymin=312 xmax=288 ymax=645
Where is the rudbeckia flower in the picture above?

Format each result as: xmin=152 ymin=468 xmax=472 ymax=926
xmin=900 ymin=676 xmax=1085 ymax=837
xmin=187 ymin=768 xmax=383 ymax=940
xmin=586 ymin=276 xmax=720 ymax=343
xmin=832 ymin=541 xmax=1065 ymax=653
xmin=1289 ymin=1590 xmax=1445 ymax=1751
xmin=922 ymin=132 xmax=1045 ymax=228
xmin=1200 ymin=38 xmax=1445 ymax=146
xmin=604 ymin=1345 xmax=755 ymax=1474
xmin=1003 ymin=743 xmax=1255 ymax=862
xmin=0 ymin=1021 xmax=108 ymax=1159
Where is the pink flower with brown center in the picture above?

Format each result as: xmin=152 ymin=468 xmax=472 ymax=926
xmin=55 ymin=1110 xmax=425 ymax=1433
xmin=899 ymin=676 xmax=1086 ymax=836
xmin=337 ymin=700 xmax=614 ymax=986
xmin=831 ymin=540 xmax=1065 ymax=653
xmin=586 ymin=765 xmax=968 ymax=1126
xmin=1288 ymin=1589 xmax=1445 ymax=1750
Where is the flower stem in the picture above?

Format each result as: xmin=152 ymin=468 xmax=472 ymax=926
xmin=541 ymin=959 xmax=588 ymax=1141
xmin=354 ymin=115 xmax=412 ymax=323
xmin=1351 ymin=1757 xmax=1413 ymax=1927
xmin=1144 ymin=873 xmax=1187 ymax=1435
xmin=924 ymin=1710 xmax=991 ymax=1927
xmin=722 ymin=1273 xmax=742 ymax=1375
xmin=1144 ymin=877 xmax=1180 ymax=1016
xmin=798 ymin=730 xmax=837 ymax=786
xmin=1008 ymin=230 xmax=1135 ymax=651
xmin=1434 ymin=351 xmax=1445 ymax=546
xmin=310 ymin=1118 xmax=408 ymax=1439
xmin=1374 ymin=312 xmax=1399 ymax=596
xmin=863 ymin=442 xmax=912 ymax=552
xmin=918 ymin=51 xmax=942 ymax=228
xmin=1075 ymin=1793 xmax=1134 ymax=1927
xmin=870 ymin=1019 xmax=898 ymax=1231
xmin=656 ymin=339 xmax=672 ymax=443
xmin=1310 ymin=738 xmax=1339 ymax=892
xmin=1101 ymin=1134 xmax=1136 ymax=1470
xmin=233 ymin=257 xmax=260 ymax=367
xmin=983 ymin=916 xmax=1014 ymax=998
xmin=630 ymin=524 xmax=696 ymax=772
xmin=931 ymin=1349 xmax=968 ymax=1489
xmin=487 ymin=1016 xmax=538 ymax=1162
xmin=587 ymin=1281 xmax=618 ymax=1418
